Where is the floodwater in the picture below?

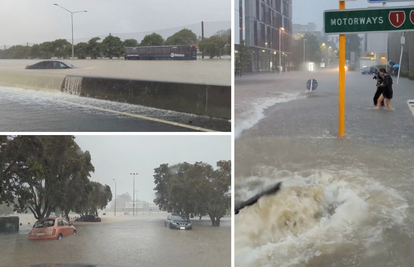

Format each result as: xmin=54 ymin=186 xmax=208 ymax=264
xmin=0 ymin=86 xmax=230 ymax=132
xmin=235 ymin=69 xmax=414 ymax=267
xmin=0 ymin=59 xmax=231 ymax=86
xmin=0 ymin=215 xmax=231 ymax=267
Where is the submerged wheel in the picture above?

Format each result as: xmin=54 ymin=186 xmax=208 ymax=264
xmin=57 ymin=234 xmax=63 ymax=240
xmin=73 ymin=230 xmax=76 ymax=235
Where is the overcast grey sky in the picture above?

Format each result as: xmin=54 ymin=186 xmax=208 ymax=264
xmin=0 ymin=0 xmax=230 ymax=45
xmin=293 ymin=0 xmax=414 ymax=31
xmin=74 ymin=135 xmax=231 ymax=205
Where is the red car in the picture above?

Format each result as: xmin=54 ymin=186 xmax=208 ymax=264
xmin=28 ymin=217 xmax=76 ymax=240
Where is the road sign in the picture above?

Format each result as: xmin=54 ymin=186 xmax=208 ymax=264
xmin=408 ymin=100 xmax=414 ymax=117
xmin=306 ymin=79 xmax=318 ymax=91
xmin=368 ymin=0 xmax=411 ymax=3
xmin=324 ymin=7 xmax=414 ymax=34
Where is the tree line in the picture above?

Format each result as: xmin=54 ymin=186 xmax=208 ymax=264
xmin=0 ymin=136 xmax=112 ymax=221
xmin=0 ymin=28 xmax=231 ymax=60
xmin=153 ymin=160 xmax=231 ymax=226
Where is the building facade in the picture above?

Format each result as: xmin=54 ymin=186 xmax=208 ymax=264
xmin=235 ymin=0 xmax=293 ymax=72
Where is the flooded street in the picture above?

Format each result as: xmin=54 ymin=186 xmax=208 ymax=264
xmin=0 ymin=216 xmax=231 ymax=267
xmin=235 ymin=70 xmax=414 ymax=267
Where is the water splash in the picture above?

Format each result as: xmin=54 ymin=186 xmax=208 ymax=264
xmin=235 ymin=167 xmax=408 ymax=267
xmin=62 ymin=76 xmax=82 ymax=95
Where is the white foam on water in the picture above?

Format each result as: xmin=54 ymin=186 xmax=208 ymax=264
xmin=235 ymin=167 xmax=408 ymax=267
xmin=235 ymin=92 xmax=304 ymax=139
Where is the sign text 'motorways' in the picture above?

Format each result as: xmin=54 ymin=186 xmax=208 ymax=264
xmin=324 ymin=7 xmax=414 ymax=34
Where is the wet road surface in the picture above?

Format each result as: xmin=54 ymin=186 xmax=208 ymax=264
xmin=0 ymin=217 xmax=231 ymax=267
xmin=0 ymin=86 xmax=230 ymax=132
xmin=235 ymin=69 xmax=414 ymax=267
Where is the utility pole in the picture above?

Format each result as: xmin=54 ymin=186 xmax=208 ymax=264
xmin=201 ymin=21 xmax=204 ymax=59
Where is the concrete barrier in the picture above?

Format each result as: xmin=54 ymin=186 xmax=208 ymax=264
xmin=0 ymin=72 xmax=65 ymax=92
xmin=0 ymin=71 xmax=231 ymax=119
xmin=79 ymin=76 xmax=231 ymax=119
xmin=0 ymin=216 xmax=19 ymax=232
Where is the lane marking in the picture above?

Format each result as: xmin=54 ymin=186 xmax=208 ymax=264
xmin=54 ymin=99 xmax=217 ymax=132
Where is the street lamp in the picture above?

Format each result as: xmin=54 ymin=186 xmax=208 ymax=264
xmin=53 ymin=4 xmax=87 ymax=61
xmin=279 ymin=27 xmax=284 ymax=73
xmin=130 ymin=173 xmax=138 ymax=216
xmin=303 ymin=38 xmax=307 ymax=69
xmin=113 ymin=179 xmax=117 ymax=216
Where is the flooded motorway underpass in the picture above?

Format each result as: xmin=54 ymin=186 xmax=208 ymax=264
xmin=235 ymin=70 xmax=414 ymax=267
xmin=0 ymin=216 xmax=231 ymax=267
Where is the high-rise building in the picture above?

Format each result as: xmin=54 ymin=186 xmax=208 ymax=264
xmin=235 ymin=0 xmax=293 ymax=72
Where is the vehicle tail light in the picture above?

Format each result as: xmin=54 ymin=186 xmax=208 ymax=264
xmin=25 ymin=66 xmax=27 ymax=69
xmin=94 ymin=216 xmax=98 ymax=219
xmin=52 ymin=229 xmax=56 ymax=235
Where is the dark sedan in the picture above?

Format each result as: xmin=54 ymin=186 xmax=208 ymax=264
xmin=25 ymin=61 xmax=75 ymax=69
xmin=75 ymin=215 xmax=101 ymax=222
xmin=165 ymin=214 xmax=192 ymax=230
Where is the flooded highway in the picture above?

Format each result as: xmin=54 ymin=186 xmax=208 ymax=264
xmin=235 ymin=69 xmax=414 ymax=267
xmin=0 ymin=59 xmax=231 ymax=86
xmin=0 ymin=215 xmax=231 ymax=267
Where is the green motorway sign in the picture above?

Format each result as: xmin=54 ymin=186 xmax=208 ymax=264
xmin=324 ymin=7 xmax=414 ymax=34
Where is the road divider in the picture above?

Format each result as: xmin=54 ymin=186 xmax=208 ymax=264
xmin=0 ymin=72 xmax=231 ymax=120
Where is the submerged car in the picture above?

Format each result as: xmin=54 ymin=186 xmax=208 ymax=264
xmin=165 ymin=214 xmax=192 ymax=230
xmin=28 ymin=217 xmax=76 ymax=240
xmin=75 ymin=214 xmax=101 ymax=222
xmin=25 ymin=61 xmax=75 ymax=69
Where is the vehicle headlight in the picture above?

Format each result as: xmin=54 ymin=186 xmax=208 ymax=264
xmin=172 ymin=222 xmax=177 ymax=225
xmin=187 ymin=223 xmax=192 ymax=225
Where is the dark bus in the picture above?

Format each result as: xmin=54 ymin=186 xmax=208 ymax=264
xmin=125 ymin=45 xmax=197 ymax=60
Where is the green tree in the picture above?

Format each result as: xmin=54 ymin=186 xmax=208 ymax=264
xmin=76 ymin=181 xmax=112 ymax=216
xmin=302 ymin=32 xmax=322 ymax=64
xmin=140 ymin=33 xmax=164 ymax=46
xmin=346 ymin=34 xmax=362 ymax=61
xmin=235 ymin=40 xmax=251 ymax=71
xmin=100 ymin=35 xmax=124 ymax=58
xmin=194 ymin=161 xmax=231 ymax=226
xmin=164 ymin=29 xmax=197 ymax=45
xmin=87 ymin=37 xmax=101 ymax=59
xmin=30 ymin=44 xmax=40 ymax=59
xmin=74 ymin=42 xmax=88 ymax=59
xmin=153 ymin=161 xmax=231 ymax=226
xmin=0 ymin=136 xmax=97 ymax=220
xmin=123 ymin=39 xmax=139 ymax=48
xmin=198 ymin=35 xmax=227 ymax=59
xmin=52 ymin=39 xmax=71 ymax=58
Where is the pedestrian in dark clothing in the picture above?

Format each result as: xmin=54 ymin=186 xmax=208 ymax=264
xmin=373 ymin=70 xmax=384 ymax=106
xmin=376 ymin=68 xmax=394 ymax=110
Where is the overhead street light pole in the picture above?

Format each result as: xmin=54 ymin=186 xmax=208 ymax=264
xmin=279 ymin=27 xmax=284 ymax=73
xmin=130 ymin=173 xmax=138 ymax=216
xmin=303 ymin=39 xmax=307 ymax=70
xmin=53 ymin=4 xmax=87 ymax=61
xmin=113 ymin=179 xmax=117 ymax=216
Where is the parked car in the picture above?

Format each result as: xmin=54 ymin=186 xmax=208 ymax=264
xmin=361 ymin=66 xmax=371 ymax=74
xmin=75 ymin=214 xmax=101 ymax=222
xmin=28 ymin=217 xmax=76 ymax=240
xmin=25 ymin=61 xmax=75 ymax=69
xmin=165 ymin=214 xmax=192 ymax=230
